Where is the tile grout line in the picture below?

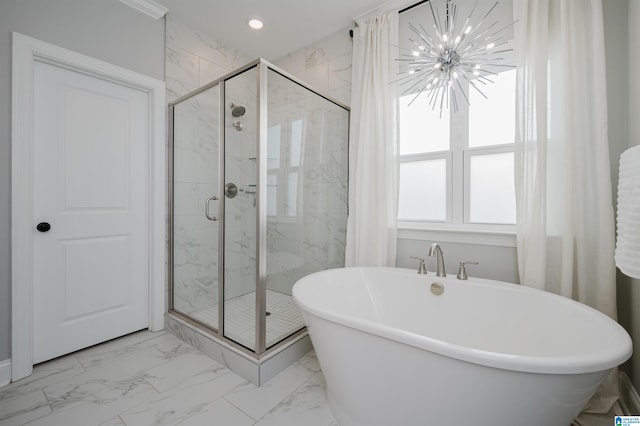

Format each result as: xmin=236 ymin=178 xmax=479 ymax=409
xmin=251 ymin=367 xmax=324 ymax=424
xmin=221 ymin=392 xmax=259 ymax=421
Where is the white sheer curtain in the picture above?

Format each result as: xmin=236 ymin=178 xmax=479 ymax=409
xmin=345 ymin=12 xmax=399 ymax=267
xmin=514 ymin=0 xmax=618 ymax=413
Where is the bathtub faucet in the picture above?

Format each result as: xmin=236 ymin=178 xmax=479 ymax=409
xmin=428 ymin=243 xmax=446 ymax=277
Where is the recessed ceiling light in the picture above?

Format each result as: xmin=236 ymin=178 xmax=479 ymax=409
xmin=247 ymin=18 xmax=264 ymax=30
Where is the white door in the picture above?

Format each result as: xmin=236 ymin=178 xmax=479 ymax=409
xmin=32 ymin=60 xmax=150 ymax=363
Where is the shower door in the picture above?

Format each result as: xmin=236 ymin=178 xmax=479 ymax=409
xmin=171 ymin=84 xmax=222 ymax=330
xmin=222 ymin=66 xmax=259 ymax=351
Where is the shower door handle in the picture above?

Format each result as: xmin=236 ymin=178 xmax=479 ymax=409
xmin=205 ymin=196 xmax=219 ymax=221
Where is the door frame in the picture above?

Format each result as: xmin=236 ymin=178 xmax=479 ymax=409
xmin=11 ymin=32 xmax=166 ymax=381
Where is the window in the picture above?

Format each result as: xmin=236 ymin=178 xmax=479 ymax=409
xmin=397 ymin=69 xmax=516 ymax=228
xmin=267 ymin=120 xmax=303 ymax=218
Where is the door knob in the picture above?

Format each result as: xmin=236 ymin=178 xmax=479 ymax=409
xmin=36 ymin=222 xmax=51 ymax=232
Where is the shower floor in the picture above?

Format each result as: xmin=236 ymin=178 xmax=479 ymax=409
xmin=190 ymin=289 xmax=305 ymax=349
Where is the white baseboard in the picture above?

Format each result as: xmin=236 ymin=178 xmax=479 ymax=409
xmin=0 ymin=359 xmax=11 ymax=387
xmin=620 ymin=371 xmax=640 ymax=415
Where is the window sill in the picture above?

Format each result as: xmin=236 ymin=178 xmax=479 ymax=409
xmin=397 ymin=222 xmax=517 ymax=247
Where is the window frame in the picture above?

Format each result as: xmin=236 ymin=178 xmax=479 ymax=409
xmin=397 ymin=76 xmax=517 ymax=242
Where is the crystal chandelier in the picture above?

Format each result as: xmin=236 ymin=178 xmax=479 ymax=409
xmin=397 ymin=0 xmax=515 ymax=115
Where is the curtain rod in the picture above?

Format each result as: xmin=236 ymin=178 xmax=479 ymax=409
xmin=349 ymin=0 xmax=430 ymax=38
xmin=399 ymin=0 xmax=429 ymax=14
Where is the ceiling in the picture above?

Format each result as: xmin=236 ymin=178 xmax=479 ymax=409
xmin=154 ymin=0 xmax=395 ymax=60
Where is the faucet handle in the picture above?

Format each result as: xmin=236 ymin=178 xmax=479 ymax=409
xmin=457 ymin=261 xmax=479 ymax=280
xmin=409 ymin=256 xmax=427 ymax=275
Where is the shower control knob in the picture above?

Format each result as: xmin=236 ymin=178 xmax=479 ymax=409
xmin=225 ymin=183 xmax=238 ymax=198
xmin=36 ymin=222 xmax=51 ymax=232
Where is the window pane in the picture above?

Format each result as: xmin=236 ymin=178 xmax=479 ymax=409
xmin=267 ymin=125 xmax=281 ymax=169
xmin=469 ymin=69 xmax=516 ymax=147
xmin=267 ymin=174 xmax=277 ymax=217
xmin=399 ymin=94 xmax=450 ymax=155
xmin=469 ymin=152 xmax=515 ymax=224
xmin=290 ymin=120 xmax=302 ymax=167
xmin=286 ymin=171 xmax=297 ymax=217
xmin=398 ymin=159 xmax=447 ymax=221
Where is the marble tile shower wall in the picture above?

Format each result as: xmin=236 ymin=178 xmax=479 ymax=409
xmin=273 ymin=29 xmax=353 ymax=107
xmin=267 ymin=30 xmax=353 ymax=296
xmin=265 ymin=72 xmax=349 ymax=294
xmin=167 ymin=14 xmax=251 ymax=313
xmin=166 ymin=15 xmax=251 ymax=101
xmin=269 ymin=32 xmax=352 ymax=296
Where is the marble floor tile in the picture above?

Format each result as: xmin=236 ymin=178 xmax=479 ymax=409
xmin=142 ymin=351 xmax=221 ymax=393
xmin=0 ymin=330 xmax=339 ymax=426
xmin=255 ymin=372 xmax=336 ymax=426
xmin=223 ymin=357 xmax=316 ymax=420
xmin=296 ymin=350 xmax=322 ymax=374
xmin=167 ymin=397 xmax=254 ymax=426
xmin=0 ymin=390 xmax=50 ymax=426
xmin=0 ymin=328 xmax=621 ymax=426
xmin=25 ymin=381 xmax=158 ymax=426
xmin=119 ymin=366 xmax=245 ymax=425
xmin=75 ymin=330 xmax=172 ymax=370
xmin=43 ymin=347 xmax=169 ymax=411
xmin=151 ymin=334 xmax=200 ymax=360
xmin=0 ymin=356 xmax=85 ymax=403
xmin=573 ymin=402 xmax=624 ymax=426
xmin=98 ymin=417 xmax=126 ymax=426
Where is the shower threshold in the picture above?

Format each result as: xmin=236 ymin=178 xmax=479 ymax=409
xmin=165 ymin=290 xmax=311 ymax=386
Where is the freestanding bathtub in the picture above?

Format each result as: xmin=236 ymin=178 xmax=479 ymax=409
xmin=292 ymin=267 xmax=632 ymax=426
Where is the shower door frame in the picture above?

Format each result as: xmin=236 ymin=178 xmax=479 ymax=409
xmin=168 ymin=58 xmax=349 ymax=360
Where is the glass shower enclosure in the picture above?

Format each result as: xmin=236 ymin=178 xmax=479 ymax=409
xmin=169 ymin=59 xmax=349 ymax=358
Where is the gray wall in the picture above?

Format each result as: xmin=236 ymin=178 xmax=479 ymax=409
xmin=396 ymin=238 xmax=519 ymax=283
xmin=617 ymin=0 xmax=640 ymax=389
xmin=0 ymin=0 xmax=165 ymax=362
xmin=601 ymin=0 xmax=640 ymax=389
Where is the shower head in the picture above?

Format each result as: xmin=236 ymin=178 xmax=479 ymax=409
xmin=230 ymin=104 xmax=246 ymax=117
